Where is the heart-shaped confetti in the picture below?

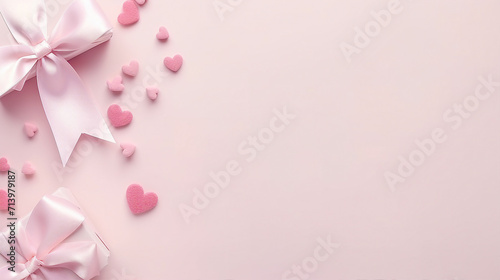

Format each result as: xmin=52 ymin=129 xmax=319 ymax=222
xmin=146 ymin=87 xmax=159 ymax=101
xmin=126 ymin=184 xmax=158 ymax=214
xmin=0 ymin=157 xmax=10 ymax=172
xmin=24 ymin=122 xmax=38 ymax=138
xmin=107 ymin=104 xmax=133 ymax=128
xmin=122 ymin=60 xmax=139 ymax=77
xmin=22 ymin=161 xmax=36 ymax=175
xmin=0 ymin=190 xmax=7 ymax=211
xmin=156 ymin=26 xmax=169 ymax=41
xmin=164 ymin=55 xmax=183 ymax=72
xmin=107 ymin=76 xmax=125 ymax=92
xmin=118 ymin=0 xmax=140 ymax=26
xmin=135 ymin=0 xmax=146 ymax=5
xmin=120 ymin=143 xmax=136 ymax=158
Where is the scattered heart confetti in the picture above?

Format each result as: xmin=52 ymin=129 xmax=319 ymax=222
xmin=163 ymin=55 xmax=183 ymax=72
xmin=0 ymin=157 xmax=10 ymax=172
xmin=22 ymin=161 xmax=36 ymax=175
xmin=126 ymin=184 xmax=158 ymax=215
xmin=24 ymin=122 xmax=38 ymax=138
xmin=107 ymin=104 xmax=133 ymax=128
xmin=107 ymin=76 xmax=125 ymax=92
xmin=164 ymin=55 xmax=183 ymax=72
xmin=120 ymin=143 xmax=136 ymax=158
xmin=146 ymin=87 xmax=159 ymax=101
xmin=156 ymin=26 xmax=169 ymax=41
xmin=118 ymin=0 xmax=140 ymax=26
xmin=0 ymin=190 xmax=7 ymax=211
xmin=122 ymin=60 xmax=139 ymax=77
xmin=135 ymin=0 xmax=146 ymax=5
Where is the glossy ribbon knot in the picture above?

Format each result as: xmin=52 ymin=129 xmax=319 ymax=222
xmin=0 ymin=0 xmax=115 ymax=166
xmin=0 ymin=193 xmax=103 ymax=280
xmin=24 ymin=257 xmax=43 ymax=275
xmin=32 ymin=40 xmax=52 ymax=59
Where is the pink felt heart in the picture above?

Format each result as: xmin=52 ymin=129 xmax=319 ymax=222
xmin=107 ymin=76 xmax=125 ymax=92
xmin=107 ymin=104 xmax=133 ymax=128
xmin=120 ymin=143 xmax=136 ymax=157
xmin=0 ymin=190 xmax=7 ymax=211
xmin=126 ymin=184 xmax=158 ymax=215
xmin=118 ymin=0 xmax=140 ymax=26
xmin=122 ymin=60 xmax=139 ymax=77
xmin=156 ymin=26 xmax=169 ymax=41
xmin=22 ymin=161 xmax=36 ymax=175
xmin=146 ymin=87 xmax=159 ymax=101
xmin=135 ymin=0 xmax=146 ymax=5
xmin=0 ymin=157 xmax=9 ymax=172
xmin=24 ymin=122 xmax=38 ymax=138
xmin=164 ymin=55 xmax=183 ymax=72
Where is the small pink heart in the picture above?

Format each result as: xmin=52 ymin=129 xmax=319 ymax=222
xmin=24 ymin=122 xmax=38 ymax=138
xmin=156 ymin=26 xmax=169 ymax=41
xmin=0 ymin=190 xmax=7 ymax=211
xmin=22 ymin=161 xmax=36 ymax=175
xmin=122 ymin=60 xmax=139 ymax=77
xmin=107 ymin=104 xmax=133 ymax=128
xmin=164 ymin=55 xmax=183 ymax=72
xmin=135 ymin=0 xmax=146 ymax=5
xmin=107 ymin=76 xmax=125 ymax=92
xmin=118 ymin=0 xmax=140 ymax=26
xmin=126 ymin=184 xmax=158 ymax=215
xmin=120 ymin=143 xmax=136 ymax=158
xmin=0 ymin=157 xmax=9 ymax=172
xmin=146 ymin=87 xmax=159 ymax=101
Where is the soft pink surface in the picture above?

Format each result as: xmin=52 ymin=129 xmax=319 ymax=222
xmin=1 ymin=0 xmax=500 ymax=279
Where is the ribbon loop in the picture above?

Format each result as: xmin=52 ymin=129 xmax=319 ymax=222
xmin=0 ymin=0 xmax=48 ymax=46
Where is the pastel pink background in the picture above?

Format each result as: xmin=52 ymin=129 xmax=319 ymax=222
xmin=1 ymin=0 xmax=500 ymax=279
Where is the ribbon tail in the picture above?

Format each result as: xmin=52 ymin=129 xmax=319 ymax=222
xmin=37 ymin=53 xmax=114 ymax=166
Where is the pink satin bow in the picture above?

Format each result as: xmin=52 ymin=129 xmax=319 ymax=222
xmin=0 ymin=0 xmax=115 ymax=166
xmin=0 ymin=193 xmax=107 ymax=280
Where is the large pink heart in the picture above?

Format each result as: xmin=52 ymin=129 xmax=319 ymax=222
xmin=107 ymin=104 xmax=133 ymax=128
xmin=126 ymin=184 xmax=158 ymax=215
xmin=118 ymin=0 xmax=140 ymax=26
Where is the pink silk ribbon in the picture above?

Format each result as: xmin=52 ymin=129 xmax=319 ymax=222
xmin=0 ymin=0 xmax=115 ymax=166
xmin=0 ymin=193 xmax=106 ymax=280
